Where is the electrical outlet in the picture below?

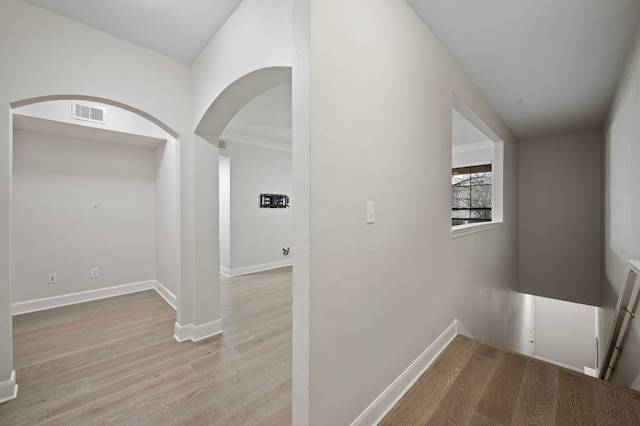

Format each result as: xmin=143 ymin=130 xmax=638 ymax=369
xmin=48 ymin=273 xmax=56 ymax=284
xmin=91 ymin=268 xmax=99 ymax=278
xmin=248 ymin=251 xmax=254 ymax=259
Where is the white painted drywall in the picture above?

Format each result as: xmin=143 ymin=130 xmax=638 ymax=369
xmin=14 ymin=100 xmax=169 ymax=140
xmin=304 ymin=0 xmax=523 ymax=423
xmin=0 ymin=0 xmax=191 ymax=393
xmin=600 ymin=23 xmax=640 ymax=388
xmin=12 ymin=100 xmax=180 ymax=299
xmin=155 ymin=139 xmax=179 ymax=295
xmin=452 ymin=142 xmax=494 ymax=168
xmin=192 ymin=0 xmax=293 ymax=127
xmin=292 ymin=0 xmax=312 ymax=422
xmin=12 ymin=129 xmax=156 ymax=301
xmin=224 ymin=141 xmax=292 ymax=274
xmin=219 ymin=156 xmax=231 ymax=272
xmin=519 ymin=131 xmax=602 ymax=306
xmin=533 ymin=296 xmax=596 ymax=370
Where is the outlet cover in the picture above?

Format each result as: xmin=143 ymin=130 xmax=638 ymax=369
xmin=91 ymin=268 xmax=99 ymax=278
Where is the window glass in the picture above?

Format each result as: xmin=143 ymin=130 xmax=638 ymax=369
xmin=451 ymin=164 xmax=492 ymax=226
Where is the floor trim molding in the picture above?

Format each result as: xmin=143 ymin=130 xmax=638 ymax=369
xmin=351 ymin=319 xmax=472 ymax=426
xmin=174 ymin=319 xmax=223 ymax=343
xmin=533 ymin=355 xmax=583 ymax=374
xmin=220 ymin=266 xmax=231 ymax=277
xmin=154 ymin=280 xmax=177 ymax=310
xmin=224 ymin=259 xmax=293 ymax=277
xmin=11 ymin=280 xmax=157 ymax=315
xmin=0 ymin=370 xmax=18 ymax=404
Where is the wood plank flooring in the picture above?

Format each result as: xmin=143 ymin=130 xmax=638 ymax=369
xmin=381 ymin=335 xmax=640 ymax=425
xmin=0 ymin=267 xmax=292 ymax=425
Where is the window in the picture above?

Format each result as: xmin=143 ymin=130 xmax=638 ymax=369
xmin=451 ymin=95 xmax=503 ymax=234
xmin=451 ymin=164 xmax=492 ymax=226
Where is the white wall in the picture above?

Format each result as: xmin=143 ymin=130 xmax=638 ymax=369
xmin=452 ymin=142 xmax=494 ymax=168
xmin=223 ymin=141 xmax=292 ymax=275
xmin=533 ymin=296 xmax=596 ymax=371
xmin=600 ymin=23 xmax=640 ymax=388
xmin=155 ymin=139 xmax=179 ymax=295
xmin=11 ymin=100 xmax=180 ymax=300
xmin=519 ymin=131 xmax=602 ymax=306
xmin=301 ymin=0 xmax=523 ymax=423
xmin=219 ymin=156 xmax=231 ymax=272
xmin=12 ymin=100 xmax=169 ymax=140
xmin=12 ymin=129 xmax=156 ymax=301
xmin=192 ymin=0 xmax=292 ymax=128
xmin=0 ymin=0 xmax=191 ymax=397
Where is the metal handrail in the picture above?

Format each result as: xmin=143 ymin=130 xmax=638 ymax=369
xmin=600 ymin=259 xmax=640 ymax=380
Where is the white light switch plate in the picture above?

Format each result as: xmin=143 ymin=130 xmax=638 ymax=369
xmin=366 ymin=201 xmax=375 ymax=224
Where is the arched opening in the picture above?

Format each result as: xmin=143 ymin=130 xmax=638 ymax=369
xmin=11 ymin=95 xmax=178 ymax=139
xmin=191 ymin=66 xmax=293 ymax=415
xmin=194 ymin=65 xmax=292 ymax=287
xmin=8 ymin=95 xmax=180 ymax=322
xmin=195 ymin=67 xmax=291 ymax=142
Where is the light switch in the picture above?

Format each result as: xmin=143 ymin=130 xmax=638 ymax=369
xmin=366 ymin=201 xmax=375 ymax=224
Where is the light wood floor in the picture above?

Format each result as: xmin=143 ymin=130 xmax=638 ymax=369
xmin=0 ymin=267 xmax=292 ymax=425
xmin=381 ymin=335 xmax=640 ymax=425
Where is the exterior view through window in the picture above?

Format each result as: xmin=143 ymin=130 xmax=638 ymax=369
xmin=451 ymin=164 xmax=492 ymax=226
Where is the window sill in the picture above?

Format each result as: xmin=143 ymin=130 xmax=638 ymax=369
xmin=451 ymin=221 xmax=504 ymax=238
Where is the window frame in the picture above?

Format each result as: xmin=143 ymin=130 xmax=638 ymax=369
xmin=451 ymin=163 xmax=493 ymax=226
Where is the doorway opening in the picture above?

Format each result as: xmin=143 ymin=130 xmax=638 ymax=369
xmin=10 ymin=99 xmax=179 ymax=315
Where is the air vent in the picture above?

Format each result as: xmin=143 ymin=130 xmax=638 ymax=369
xmin=219 ymin=139 xmax=227 ymax=149
xmin=72 ymin=102 xmax=106 ymax=124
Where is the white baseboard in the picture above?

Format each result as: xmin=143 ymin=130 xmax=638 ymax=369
xmin=154 ymin=280 xmax=177 ymax=310
xmin=174 ymin=319 xmax=223 ymax=343
xmin=220 ymin=266 xmax=231 ymax=277
xmin=0 ymin=371 xmax=18 ymax=404
xmin=12 ymin=280 xmax=157 ymax=315
xmin=225 ymin=259 xmax=293 ymax=277
xmin=351 ymin=319 xmax=472 ymax=426
xmin=533 ymin=355 xmax=583 ymax=374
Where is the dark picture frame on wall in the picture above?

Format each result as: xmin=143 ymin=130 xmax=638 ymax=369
xmin=259 ymin=193 xmax=290 ymax=208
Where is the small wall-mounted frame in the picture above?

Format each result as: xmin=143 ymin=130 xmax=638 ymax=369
xmin=260 ymin=193 xmax=290 ymax=208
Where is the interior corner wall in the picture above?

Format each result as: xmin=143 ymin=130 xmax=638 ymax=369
xmin=306 ymin=0 xmax=521 ymax=423
xmin=225 ymin=142 xmax=293 ymax=275
xmin=0 ymin=0 xmax=191 ymax=392
xmin=600 ymin=23 xmax=640 ymax=388
xmin=12 ymin=129 xmax=156 ymax=302
xmin=518 ymin=130 xmax=602 ymax=306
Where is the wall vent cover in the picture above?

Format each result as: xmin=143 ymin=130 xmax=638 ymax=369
xmin=72 ymin=102 xmax=106 ymax=124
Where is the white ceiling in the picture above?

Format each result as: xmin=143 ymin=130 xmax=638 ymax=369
xmin=23 ymin=0 xmax=640 ymax=142
xmin=24 ymin=0 xmax=243 ymax=64
xmin=407 ymin=0 xmax=640 ymax=140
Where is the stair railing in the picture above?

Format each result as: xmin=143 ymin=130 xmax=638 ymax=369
xmin=600 ymin=259 xmax=640 ymax=380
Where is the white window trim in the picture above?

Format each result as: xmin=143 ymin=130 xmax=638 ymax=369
xmin=451 ymin=94 xmax=504 ymax=238
xmin=451 ymin=220 xmax=504 ymax=238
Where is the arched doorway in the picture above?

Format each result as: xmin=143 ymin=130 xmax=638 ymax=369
xmin=1 ymin=95 xmax=181 ymax=403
